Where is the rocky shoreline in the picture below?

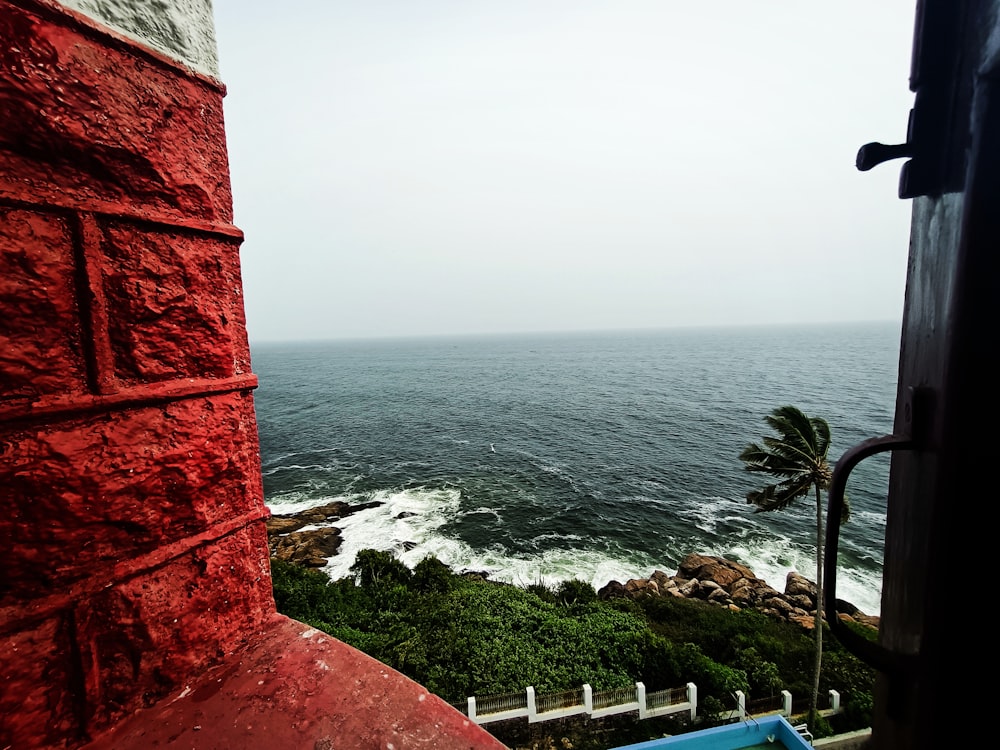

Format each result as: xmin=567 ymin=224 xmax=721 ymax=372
xmin=265 ymin=500 xmax=383 ymax=567
xmin=265 ymin=503 xmax=878 ymax=632
xmin=598 ymin=552 xmax=879 ymax=631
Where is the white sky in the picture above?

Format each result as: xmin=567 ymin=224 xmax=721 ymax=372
xmin=213 ymin=1 xmax=917 ymax=343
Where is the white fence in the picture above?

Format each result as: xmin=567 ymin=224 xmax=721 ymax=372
xmin=465 ymin=682 xmax=697 ymax=725
xmin=720 ymin=689 xmax=841 ymax=722
xmin=462 ymin=684 xmax=841 ymax=727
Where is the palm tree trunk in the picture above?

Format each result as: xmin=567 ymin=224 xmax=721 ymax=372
xmin=810 ymin=483 xmax=824 ymax=721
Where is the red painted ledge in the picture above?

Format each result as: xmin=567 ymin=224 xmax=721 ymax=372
xmin=82 ymin=614 xmax=506 ymax=750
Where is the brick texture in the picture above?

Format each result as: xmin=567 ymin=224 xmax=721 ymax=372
xmin=0 ymin=2 xmax=268 ymax=747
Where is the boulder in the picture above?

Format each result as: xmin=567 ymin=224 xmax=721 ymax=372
xmin=677 ymin=578 xmax=700 ymax=597
xmin=785 ymin=571 xmax=817 ymax=599
xmin=265 ymin=500 xmax=384 ymax=563
xmin=650 ymin=570 xmax=674 ymax=590
xmin=266 ymin=517 xmax=307 ymax=535
xmin=730 ymin=582 xmax=757 ymax=607
xmin=676 ymin=553 xmax=758 ymax=588
xmin=270 ymin=528 xmax=343 ymax=568
xmin=834 ymin=598 xmax=861 ymax=617
xmin=625 ymin=578 xmax=651 ymax=596
xmin=855 ymin=613 xmax=880 ymax=629
xmin=598 ymin=580 xmax=627 ymax=600
xmin=787 ymin=594 xmax=815 ymax=611
xmin=790 ymin=613 xmax=817 ymax=629
xmin=277 ymin=499 xmax=382 ymax=526
xmin=756 ymin=585 xmax=784 ymax=602
xmin=761 ymin=595 xmax=794 ymax=617
xmin=706 ymin=587 xmax=730 ymax=604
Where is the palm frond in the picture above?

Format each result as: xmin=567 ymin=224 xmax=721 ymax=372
xmin=739 ymin=443 xmax=805 ymax=477
xmin=747 ymin=473 xmax=813 ymax=512
xmin=764 ymin=406 xmax=830 ymax=465
xmin=740 ymin=405 xmax=833 ymax=513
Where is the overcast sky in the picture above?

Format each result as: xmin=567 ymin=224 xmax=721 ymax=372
xmin=213 ymin=1 xmax=917 ymax=343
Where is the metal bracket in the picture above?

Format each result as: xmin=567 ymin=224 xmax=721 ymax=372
xmin=855 ymin=1 xmax=969 ymax=198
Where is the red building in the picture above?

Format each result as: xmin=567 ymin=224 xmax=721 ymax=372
xmin=0 ymin=2 xmax=503 ymax=747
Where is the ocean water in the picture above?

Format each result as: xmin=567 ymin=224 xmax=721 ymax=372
xmin=252 ymin=321 xmax=900 ymax=616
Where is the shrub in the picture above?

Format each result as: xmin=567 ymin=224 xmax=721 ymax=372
xmin=411 ymin=556 xmax=453 ymax=593
xmin=733 ymin=646 xmax=782 ymax=697
xmin=555 ymin=578 xmax=598 ymax=607
xmin=525 ymin=580 xmax=556 ymax=603
xmin=833 ymin=690 xmax=874 ymax=732
xmin=806 ymin=709 xmax=834 ymax=738
xmin=351 ymin=548 xmax=412 ymax=588
xmin=270 ymin=552 xmax=875 ymax=719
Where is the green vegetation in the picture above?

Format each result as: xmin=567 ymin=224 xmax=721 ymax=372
xmin=270 ymin=550 xmax=875 ymax=740
xmin=739 ymin=405 xmax=841 ymax=729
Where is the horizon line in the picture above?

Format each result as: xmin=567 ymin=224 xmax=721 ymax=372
xmin=247 ymin=318 xmax=902 ymax=347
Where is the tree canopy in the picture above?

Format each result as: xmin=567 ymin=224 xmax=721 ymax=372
xmin=739 ymin=405 xmax=832 ymax=513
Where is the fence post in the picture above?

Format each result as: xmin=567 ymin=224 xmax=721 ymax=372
xmin=828 ymin=689 xmax=840 ymax=713
xmin=687 ymin=682 xmax=697 ymax=722
xmin=583 ymin=684 xmax=593 ymax=715
xmin=637 ymin=682 xmax=647 ymax=720
xmin=467 ymin=696 xmax=477 ymax=722
xmin=527 ymin=686 xmax=537 ymax=723
xmin=781 ymin=690 xmax=792 ymax=717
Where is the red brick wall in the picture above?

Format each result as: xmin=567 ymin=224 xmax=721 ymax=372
xmin=1 ymin=2 xmax=273 ymax=746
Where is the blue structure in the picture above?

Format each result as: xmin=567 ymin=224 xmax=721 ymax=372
xmin=611 ymin=715 xmax=813 ymax=750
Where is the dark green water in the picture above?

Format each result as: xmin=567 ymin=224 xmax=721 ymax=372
xmin=252 ymin=321 xmax=899 ymax=615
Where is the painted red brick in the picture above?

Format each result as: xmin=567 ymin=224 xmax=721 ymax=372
xmin=100 ymin=224 xmax=250 ymax=383
xmin=1 ymin=4 xmax=269 ymax=746
xmin=0 ymin=617 xmax=80 ymax=748
xmin=0 ymin=207 xmax=87 ymax=401
xmin=0 ymin=1 xmax=233 ymax=222
xmin=73 ymin=525 xmax=276 ymax=731
xmin=1 ymin=392 xmax=264 ymax=598
xmin=1 ymin=3 xmax=506 ymax=748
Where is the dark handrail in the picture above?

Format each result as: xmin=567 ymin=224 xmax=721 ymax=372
xmin=825 ymin=435 xmax=918 ymax=677
xmin=824 ymin=386 xmax=931 ymax=680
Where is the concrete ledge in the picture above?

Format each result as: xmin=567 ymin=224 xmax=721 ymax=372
xmin=814 ymin=728 xmax=873 ymax=750
xmin=83 ymin=615 xmax=505 ymax=749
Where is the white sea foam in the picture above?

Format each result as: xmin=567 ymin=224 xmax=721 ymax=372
xmin=267 ymin=486 xmax=655 ymax=590
xmin=266 ymin=492 xmax=355 ymax=516
xmin=852 ymin=509 xmax=888 ymax=529
xmin=318 ymin=486 xmax=464 ymax=581
xmin=461 ymin=506 xmax=505 ymax=523
xmin=267 ymin=486 xmax=883 ymax=616
xmin=261 ymin=463 xmax=333 ymax=477
xmin=689 ymin=496 xmax=747 ymax=535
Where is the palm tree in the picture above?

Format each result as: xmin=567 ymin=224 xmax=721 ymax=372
xmin=739 ymin=405 xmax=836 ymax=726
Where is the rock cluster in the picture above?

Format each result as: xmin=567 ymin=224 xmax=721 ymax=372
xmin=598 ymin=553 xmax=879 ymax=631
xmin=266 ymin=501 xmax=381 ymax=568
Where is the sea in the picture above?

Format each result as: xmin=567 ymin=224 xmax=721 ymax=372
xmin=251 ymin=321 xmax=901 ymax=617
